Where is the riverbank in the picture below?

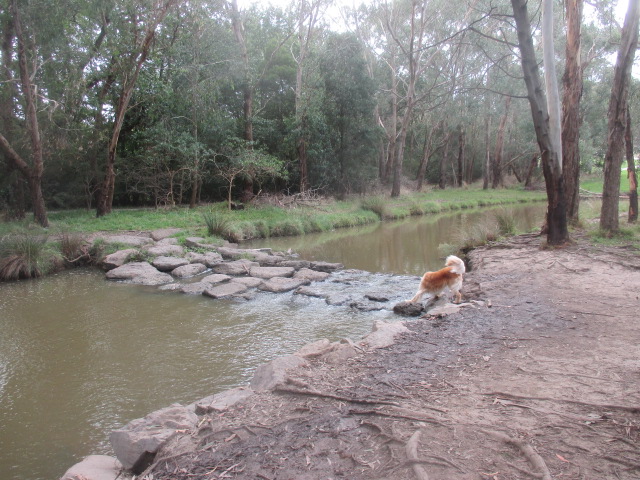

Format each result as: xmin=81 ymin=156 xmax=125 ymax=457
xmin=61 ymin=230 xmax=640 ymax=480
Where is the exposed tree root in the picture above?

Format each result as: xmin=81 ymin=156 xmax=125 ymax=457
xmin=274 ymin=385 xmax=400 ymax=406
xmin=482 ymin=429 xmax=553 ymax=480
xmin=405 ymin=430 xmax=430 ymax=480
xmin=484 ymin=391 xmax=640 ymax=413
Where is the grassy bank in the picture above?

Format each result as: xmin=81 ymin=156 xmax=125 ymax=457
xmin=1 ymin=186 xmax=546 ymax=241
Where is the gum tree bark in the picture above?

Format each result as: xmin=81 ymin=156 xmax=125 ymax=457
xmin=511 ymin=0 xmax=568 ymax=245
xmin=600 ymin=0 xmax=640 ymax=233
xmin=626 ymin=109 xmax=638 ymax=222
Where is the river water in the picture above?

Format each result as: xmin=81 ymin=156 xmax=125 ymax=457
xmin=0 ymin=204 xmax=544 ymax=480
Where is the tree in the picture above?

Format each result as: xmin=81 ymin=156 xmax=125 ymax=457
xmin=510 ymin=0 xmax=568 ymax=245
xmin=215 ymin=148 xmax=287 ymax=209
xmin=0 ymin=0 xmax=48 ymax=227
xmin=625 ymin=109 xmax=638 ymax=222
xmin=562 ymin=0 xmax=583 ymax=225
xmin=600 ymin=0 xmax=640 ymax=233
xmin=95 ymin=0 xmax=181 ymax=217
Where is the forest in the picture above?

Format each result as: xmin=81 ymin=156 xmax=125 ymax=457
xmin=0 ymin=0 xmax=638 ymax=236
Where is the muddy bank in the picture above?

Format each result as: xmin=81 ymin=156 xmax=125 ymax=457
xmin=62 ymin=233 xmax=640 ymax=480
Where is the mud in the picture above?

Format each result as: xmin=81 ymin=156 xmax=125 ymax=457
xmin=145 ymin=233 xmax=640 ymax=480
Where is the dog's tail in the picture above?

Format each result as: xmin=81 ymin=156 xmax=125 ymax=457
xmin=445 ymin=255 xmax=466 ymax=274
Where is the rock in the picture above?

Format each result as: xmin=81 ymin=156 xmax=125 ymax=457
xmin=184 ymin=237 xmax=219 ymax=249
xmin=156 ymin=237 xmax=179 ymax=245
xmin=171 ymin=263 xmax=207 ymax=278
xmin=360 ymin=320 xmax=409 ymax=349
xmin=250 ymin=354 xmax=308 ymax=392
xmin=294 ymin=286 xmax=327 ymax=298
xmin=152 ymin=256 xmax=189 ymax=272
xmin=203 ymin=282 xmax=248 ymax=299
xmin=192 ymin=387 xmax=254 ymax=415
xmin=295 ymin=339 xmax=333 ymax=358
xmin=180 ymin=283 xmax=208 ymax=295
xmin=102 ymin=249 xmax=138 ymax=271
xmin=424 ymin=302 xmax=472 ymax=317
xmin=109 ymin=404 xmax=197 ymax=474
xmin=150 ymin=228 xmax=182 ymax=241
xmin=59 ymin=455 xmax=122 ymax=480
xmin=211 ymin=259 xmax=258 ymax=276
xmin=185 ymin=251 xmax=223 ymax=267
xmin=200 ymin=273 xmax=231 ymax=285
xmin=258 ymin=277 xmax=311 ymax=293
xmin=349 ymin=300 xmax=386 ymax=312
xmin=105 ymin=262 xmax=173 ymax=286
xmin=232 ymin=276 xmax=264 ymax=288
xmin=294 ymin=268 xmax=330 ymax=282
xmin=158 ymin=283 xmax=182 ymax=291
xmin=325 ymin=294 xmax=352 ymax=306
xmin=146 ymin=244 xmax=185 ymax=256
xmin=217 ymin=246 xmax=271 ymax=260
xmin=249 ymin=266 xmax=295 ymax=279
xmin=310 ymin=261 xmax=343 ymax=272
xmin=365 ymin=293 xmax=389 ymax=302
xmin=97 ymin=235 xmax=153 ymax=247
xmin=279 ymin=260 xmax=311 ymax=269
xmin=323 ymin=343 xmax=357 ymax=364
xmin=393 ymin=300 xmax=425 ymax=316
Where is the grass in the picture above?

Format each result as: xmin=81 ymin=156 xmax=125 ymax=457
xmin=0 ymin=229 xmax=60 ymax=280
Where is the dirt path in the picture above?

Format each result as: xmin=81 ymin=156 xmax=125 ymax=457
xmin=148 ymin=234 xmax=640 ymax=480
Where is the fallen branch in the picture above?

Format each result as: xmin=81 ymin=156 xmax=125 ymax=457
xmin=275 ymin=386 xmax=400 ymax=406
xmin=405 ymin=430 xmax=430 ymax=480
xmin=349 ymin=407 xmax=448 ymax=427
xmin=482 ymin=429 xmax=552 ymax=480
xmin=483 ymin=391 xmax=640 ymax=413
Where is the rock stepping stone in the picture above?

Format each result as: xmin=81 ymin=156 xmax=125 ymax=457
xmin=146 ymin=244 xmax=184 ymax=256
xmin=106 ymin=262 xmax=173 ymax=286
xmin=293 ymin=268 xmax=330 ymax=282
xmin=249 ymin=266 xmax=295 ymax=279
xmin=259 ymin=277 xmax=311 ymax=293
xmin=203 ymin=282 xmax=248 ymax=299
xmin=152 ymin=256 xmax=189 ymax=272
xmin=211 ymin=259 xmax=258 ymax=275
xmin=171 ymin=263 xmax=207 ymax=278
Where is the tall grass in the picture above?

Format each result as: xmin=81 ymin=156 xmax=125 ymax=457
xmin=0 ymin=230 xmax=54 ymax=280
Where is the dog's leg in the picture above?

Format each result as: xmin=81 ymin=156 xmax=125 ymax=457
xmin=452 ymin=289 xmax=462 ymax=304
xmin=410 ymin=289 xmax=426 ymax=303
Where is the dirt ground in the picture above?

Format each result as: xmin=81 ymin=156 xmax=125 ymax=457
xmin=147 ymin=233 xmax=640 ymax=480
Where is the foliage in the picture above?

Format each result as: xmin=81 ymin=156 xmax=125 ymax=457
xmin=360 ymin=197 xmax=389 ymax=219
xmin=202 ymin=210 xmax=231 ymax=238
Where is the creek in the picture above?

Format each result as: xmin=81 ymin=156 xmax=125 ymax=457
xmin=0 ymin=204 xmax=544 ymax=480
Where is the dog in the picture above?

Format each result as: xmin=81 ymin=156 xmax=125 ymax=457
xmin=410 ymin=255 xmax=465 ymax=304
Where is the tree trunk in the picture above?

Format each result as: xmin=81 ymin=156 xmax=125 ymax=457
xmin=483 ymin=116 xmax=491 ymax=190
xmin=600 ymin=0 xmax=640 ymax=233
xmin=492 ymin=96 xmax=511 ymax=189
xmin=626 ymin=109 xmax=638 ymax=222
xmin=4 ymin=0 xmax=48 ymax=227
xmin=562 ymin=0 xmax=583 ymax=225
xmin=524 ymin=154 xmax=538 ymax=188
xmin=457 ymin=126 xmax=465 ymax=187
xmin=96 ymin=0 xmax=179 ymax=217
xmin=439 ymin=130 xmax=450 ymax=189
xmin=416 ymin=122 xmax=438 ymax=191
xmin=511 ymin=0 xmax=568 ymax=245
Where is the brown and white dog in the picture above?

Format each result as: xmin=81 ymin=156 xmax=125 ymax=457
xmin=410 ymin=255 xmax=465 ymax=304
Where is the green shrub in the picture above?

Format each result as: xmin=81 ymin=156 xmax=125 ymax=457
xmin=202 ymin=211 xmax=230 ymax=238
xmin=270 ymin=220 xmax=304 ymax=237
xmin=58 ymin=231 xmax=88 ymax=264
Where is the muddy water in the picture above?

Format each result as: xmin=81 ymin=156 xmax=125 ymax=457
xmin=0 ymin=204 xmax=544 ymax=480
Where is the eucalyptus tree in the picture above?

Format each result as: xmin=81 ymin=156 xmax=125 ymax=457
xmin=600 ymin=0 xmax=640 ymax=233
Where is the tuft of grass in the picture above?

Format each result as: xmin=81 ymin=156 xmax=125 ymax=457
xmin=270 ymin=219 xmax=304 ymax=237
xmin=202 ymin=211 xmax=230 ymax=238
xmin=494 ymin=208 xmax=517 ymax=236
xmin=361 ymin=196 xmax=389 ymax=219
xmin=0 ymin=230 xmax=52 ymax=280
xmin=57 ymin=231 xmax=88 ymax=264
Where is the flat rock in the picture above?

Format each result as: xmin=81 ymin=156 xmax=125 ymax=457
xmin=294 ymin=286 xmax=327 ymax=298
xmin=258 ymin=277 xmax=310 ymax=293
xmin=200 ymin=273 xmax=231 ymax=285
xmin=295 ymin=339 xmax=333 ymax=359
xmin=102 ymin=249 xmax=138 ymax=271
xmin=184 ymin=237 xmax=219 ymax=249
xmin=97 ymin=235 xmax=153 ymax=247
xmin=180 ymin=282 xmax=208 ymax=295
xmin=293 ymin=268 xmax=330 ymax=282
xmin=365 ymin=293 xmax=390 ymax=302
xmin=250 ymin=354 xmax=308 ymax=392
xmin=59 ymin=454 xmax=122 ymax=480
xmin=109 ymin=404 xmax=197 ymax=473
xmin=249 ymin=266 xmax=295 ymax=279
xmin=185 ymin=251 xmax=223 ymax=267
xmin=211 ymin=259 xmax=258 ymax=276
xmin=325 ymin=293 xmax=353 ymax=306
xmin=171 ymin=263 xmax=207 ymax=278
xmin=152 ymin=256 xmax=189 ymax=272
xmin=192 ymin=387 xmax=254 ymax=415
xmin=150 ymin=228 xmax=182 ymax=241
xmin=158 ymin=283 xmax=182 ymax=291
xmin=310 ymin=261 xmax=343 ymax=272
xmin=279 ymin=260 xmax=311 ymax=269
xmin=105 ymin=262 xmax=173 ymax=286
xmin=360 ymin=320 xmax=409 ymax=349
xmin=232 ymin=276 xmax=264 ymax=288
xmin=146 ymin=244 xmax=185 ymax=256
xmin=203 ymin=282 xmax=248 ymax=299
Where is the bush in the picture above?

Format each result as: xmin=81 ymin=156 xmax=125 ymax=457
xmin=361 ymin=196 xmax=388 ymax=219
xmin=495 ymin=208 xmax=517 ymax=236
xmin=202 ymin=211 xmax=230 ymax=238
xmin=0 ymin=231 xmax=51 ymax=280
